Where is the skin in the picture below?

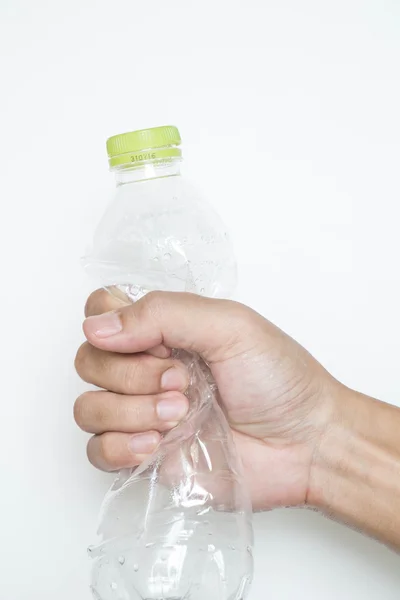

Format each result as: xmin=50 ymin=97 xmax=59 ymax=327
xmin=75 ymin=290 xmax=400 ymax=550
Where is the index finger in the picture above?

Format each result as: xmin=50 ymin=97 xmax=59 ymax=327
xmin=85 ymin=288 xmax=128 ymax=318
xmin=84 ymin=288 xmax=171 ymax=358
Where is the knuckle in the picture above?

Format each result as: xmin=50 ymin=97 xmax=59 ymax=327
xmin=73 ymin=393 xmax=91 ymax=429
xmin=119 ymin=302 xmax=139 ymax=330
xmin=223 ymin=299 xmax=252 ymax=330
xmin=92 ymin=396 xmax=116 ymax=429
xmin=84 ymin=289 xmax=104 ymax=317
xmin=142 ymin=291 xmax=165 ymax=320
xmin=99 ymin=434 xmax=122 ymax=470
xmin=87 ymin=438 xmax=104 ymax=470
xmin=85 ymin=289 xmax=119 ymax=317
xmin=122 ymin=358 xmax=142 ymax=393
xmin=222 ymin=298 xmax=245 ymax=316
xmin=209 ymin=299 xmax=253 ymax=357
xmin=129 ymin=402 xmax=144 ymax=425
xmin=74 ymin=342 xmax=91 ymax=378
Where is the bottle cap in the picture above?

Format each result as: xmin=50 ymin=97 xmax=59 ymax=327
xmin=106 ymin=125 xmax=182 ymax=168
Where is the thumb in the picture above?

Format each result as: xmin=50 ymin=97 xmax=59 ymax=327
xmin=83 ymin=291 xmax=250 ymax=363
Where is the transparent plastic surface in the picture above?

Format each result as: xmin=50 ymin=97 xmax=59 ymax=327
xmin=84 ymin=163 xmax=254 ymax=600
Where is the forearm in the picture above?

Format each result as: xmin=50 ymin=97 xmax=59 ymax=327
xmin=309 ymin=388 xmax=400 ymax=550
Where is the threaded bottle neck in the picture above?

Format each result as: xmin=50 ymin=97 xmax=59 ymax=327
xmin=114 ymin=156 xmax=182 ymax=185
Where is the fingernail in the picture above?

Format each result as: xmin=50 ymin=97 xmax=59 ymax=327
xmin=157 ymin=395 xmax=188 ymax=421
xmin=129 ymin=432 xmax=159 ymax=454
xmin=85 ymin=312 xmax=122 ymax=338
xmin=161 ymin=367 xmax=187 ymax=391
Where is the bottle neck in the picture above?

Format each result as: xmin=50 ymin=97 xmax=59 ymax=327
xmin=114 ymin=158 xmax=182 ymax=185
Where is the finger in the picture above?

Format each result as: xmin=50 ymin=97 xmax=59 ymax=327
xmin=85 ymin=289 xmax=171 ymax=358
xmin=75 ymin=343 xmax=188 ymax=395
xmin=87 ymin=431 xmax=160 ymax=472
xmin=85 ymin=288 xmax=128 ymax=317
xmin=146 ymin=344 xmax=172 ymax=359
xmin=74 ymin=390 xmax=189 ymax=435
xmin=83 ymin=291 xmax=251 ymax=362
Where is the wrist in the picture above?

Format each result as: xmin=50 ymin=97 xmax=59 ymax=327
xmin=307 ymin=383 xmax=358 ymax=511
xmin=307 ymin=384 xmax=400 ymax=548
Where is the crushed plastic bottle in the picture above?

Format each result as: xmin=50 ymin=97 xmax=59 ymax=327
xmin=83 ymin=126 xmax=254 ymax=600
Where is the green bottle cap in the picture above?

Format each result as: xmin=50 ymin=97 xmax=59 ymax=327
xmin=106 ymin=125 xmax=182 ymax=168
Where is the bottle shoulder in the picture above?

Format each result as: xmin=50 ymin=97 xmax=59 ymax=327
xmin=87 ymin=175 xmax=237 ymax=298
xmin=113 ymin=175 xmax=202 ymax=205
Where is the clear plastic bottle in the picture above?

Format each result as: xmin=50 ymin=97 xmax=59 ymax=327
xmin=84 ymin=126 xmax=254 ymax=600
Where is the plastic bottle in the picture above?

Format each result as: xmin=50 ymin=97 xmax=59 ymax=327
xmin=83 ymin=126 xmax=254 ymax=600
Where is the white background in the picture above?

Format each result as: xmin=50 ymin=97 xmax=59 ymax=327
xmin=1 ymin=0 xmax=400 ymax=598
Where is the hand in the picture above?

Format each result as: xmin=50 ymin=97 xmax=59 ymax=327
xmin=75 ymin=290 xmax=339 ymax=510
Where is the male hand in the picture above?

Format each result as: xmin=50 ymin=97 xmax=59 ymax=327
xmin=75 ymin=290 xmax=338 ymax=510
